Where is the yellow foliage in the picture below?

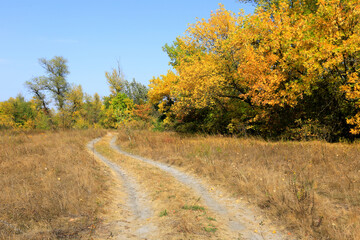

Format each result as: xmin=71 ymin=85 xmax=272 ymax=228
xmin=148 ymin=71 xmax=177 ymax=105
xmin=0 ymin=113 xmax=15 ymax=129
xmin=149 ymin=0 xmax=360 ymax=135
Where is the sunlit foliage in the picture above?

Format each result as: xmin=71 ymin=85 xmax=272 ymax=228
xmin=149 ymin=0 xmax=360 ymax=140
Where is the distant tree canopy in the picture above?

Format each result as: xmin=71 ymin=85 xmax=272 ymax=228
xmin=0 ymin=94 xmax=35 ymax=129
xmin=105 ymin=64 xmax=148 ymax=105
xmin=149 ymin=0 xmax=360 ymax=141
xmin=102 ymin=64 xmax=149 ymax=128
xmin=1 ymin=57 xmax=152 ymax=130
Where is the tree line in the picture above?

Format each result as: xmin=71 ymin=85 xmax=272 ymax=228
xmin=0 ymin=56 xmax=150 ymax=130
xmin=1 ymin=0 xmax=359 ymax=142
xmin=149 ymin=0 xmax=360 ymax=141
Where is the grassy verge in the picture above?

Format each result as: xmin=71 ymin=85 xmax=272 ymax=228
xmin=0 ymin=129 xmax=108 ymax=239
xmin=117 ymin=130 xmax=360 ymax=239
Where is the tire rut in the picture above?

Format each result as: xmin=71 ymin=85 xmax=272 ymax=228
xmin=87 ymin=138 xmax=155 ymax=239
xmin=110 ymin=136 xmax=288 ymax=240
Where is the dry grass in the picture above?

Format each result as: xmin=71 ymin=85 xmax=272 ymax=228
xmin=95 ymin=134 xmax=229 ymax=239
xmin=0 ymin=129 xmax=108 ymax=239
xmin=117 ymin=130 xmax=360 ymax=240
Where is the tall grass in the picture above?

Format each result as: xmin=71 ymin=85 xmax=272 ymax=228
xmin=117 ymin=130 xmax=360 ymax=239
xmin=0 ymin=129 xmax=108 ymax=239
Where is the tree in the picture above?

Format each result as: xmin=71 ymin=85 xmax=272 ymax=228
xmin=25 ymin=77 xmax=51 ymax=116
xmin=105 ymin=64 xmax=126 ymax=95
xmin=39 ymin=56 xmax=70 ymax=110
xmin=83 ymin=93 xmax=102 ymax=126
xmin=0 ymin=94 xmax=36 ymax=129
xmin=149 ymin=6 xmax=255 ymax=133
xmin=101 ymin=93 xmax=134 ymax=128
xmin=64 ymin=84 xmax=85 ymax=128
xmin=26 ymin=56 xmax=70 ymax=111
xmin=122 ymin=78 xmax=148 ymax=104
xmin=105 ymin=63 xmax=148 ymax=104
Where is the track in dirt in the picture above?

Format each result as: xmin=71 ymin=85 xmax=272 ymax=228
xmin=109 ymin=136 xmax=287 ymax=240
xmin=87 ymin=138 xmax=156 ymax=239
xmin=88 ymin=134 xmax=290 ymax=239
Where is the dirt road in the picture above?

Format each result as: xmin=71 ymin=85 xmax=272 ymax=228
xmin=88 ymin=134 xmax=290 ymax=239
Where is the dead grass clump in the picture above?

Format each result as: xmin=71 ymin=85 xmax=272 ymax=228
xmin=0 ymin=129 xmax=108 ymax=239
xmin=116 ymin=130 xmax=360 ymax=240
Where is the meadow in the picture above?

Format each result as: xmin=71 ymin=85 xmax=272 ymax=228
xmin=117 ymin=130 xmax=360 ymax=240
xmin=0 ymin=129 xmax=108 ymax=239
xmin=1 ymin=0 xmax=360 ymax=239
xmin=1 ymin=128 xmax=359 ymax=239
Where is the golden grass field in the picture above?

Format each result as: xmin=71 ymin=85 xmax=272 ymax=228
xmin=0 ymin=129 xmax=108 ymax=239
xmin=1 ymin=128 xmax=359 ymax=239
xmin=117 ymin=130 xmax=360 ymax=240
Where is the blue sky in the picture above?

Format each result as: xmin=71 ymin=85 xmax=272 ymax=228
xmin=0 ymin=0 xmax=255 ymax=102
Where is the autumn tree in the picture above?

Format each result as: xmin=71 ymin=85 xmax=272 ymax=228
xmin=83 ymin=93 xmax=102 ymax=126
xmin=25 ymin=56 xmax=70 ymax=128
xmin=235 ymin=0 xmax=360 ymax=139
xmin=25 ymin=78 xmax=51 ymax=116
xmin=150 ymin=6 xmax=256 ymax=133
xmin=62 ymin=84 xmax=84 ymax=128
xmin=0 ymin=95 xmax=36 ymax=129
xmin=105 ymin=63 xmax=126 ymax=95
xmin=105 ymin=64 xmax=148 ymax=104
xmin=102 ymin=63 xmax=149 ymax=128
xmin=122 ymin=78 xmax=148 ymax=104
xmin=149 ymin=0 xmax=360 ymax=140
xmin=40 ymin=56 xmax=70 ymax=110
xmin=101 ymin=93 xmax=134 ymax=128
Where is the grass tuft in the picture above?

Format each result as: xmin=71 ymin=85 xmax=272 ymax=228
xmin=159 ymin=209 xmax=168 ymax=217
xmin=203 ymin=225 xmax=217 ymax=233
xmin=182 ymin=205 xmax=205 ymax=211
